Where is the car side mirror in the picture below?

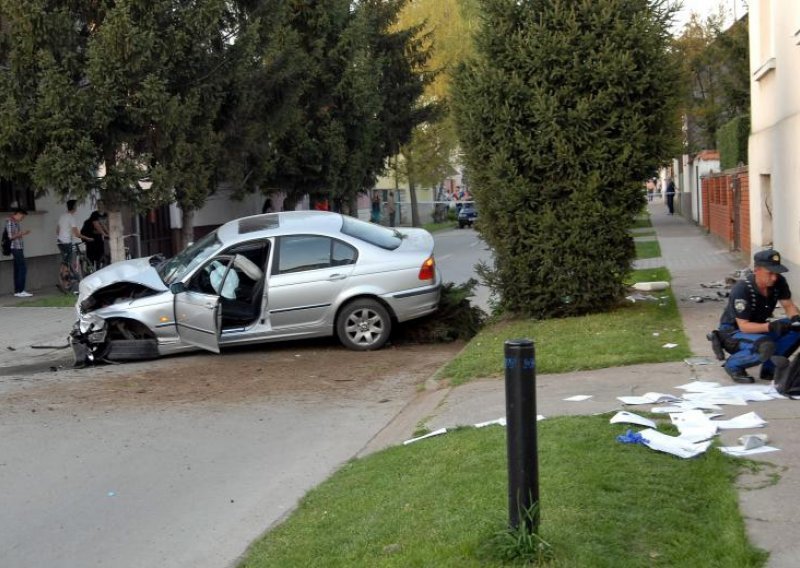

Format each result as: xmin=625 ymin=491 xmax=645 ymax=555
xmin=170 ymin=282 xmax=187 ymax=294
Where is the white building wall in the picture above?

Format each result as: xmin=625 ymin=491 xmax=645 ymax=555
xmin=748 ymin=0 xmax=800 ymax=290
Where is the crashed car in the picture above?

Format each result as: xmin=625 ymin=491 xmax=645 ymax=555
xmin=71 ymin=211 xmax=442 ymax=364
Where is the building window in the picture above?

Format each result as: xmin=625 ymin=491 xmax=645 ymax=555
xmin=0 ymin=178 xmax=36 ymax=212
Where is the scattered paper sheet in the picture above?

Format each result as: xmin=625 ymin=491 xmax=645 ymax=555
xmin=739 ymin=434 xmax=768 ymax=449
xmin=617 ymin=392 xmax=681 ymax=405
xmin=675 ymin=381 xmax=722 ymax=392
xmin=719 ymin=445 xmax=780 ymax=457
xmin=639 ymin=428 xmax=712 ymax=459
xmin=683 ymin=391 xmax=749 ymax=406
xmin=474 ymin=416 xmax=544 ymax=428
xmin=669 ymin=410 xmax=718 ymax=442
xmin=404 ymin=428 xmax=447 ymax=445
xmin=564 ymin=395 xmax=593 ymax=402
xmin=609 ymin=411 xmax=656 ymax=429
xmin=663 ymin=343 xmax=678 ymax=349
xmin=713 ymin=411 xmax=767 ymax=430
xmin=475 ymin=418 xmax=506 ymax=428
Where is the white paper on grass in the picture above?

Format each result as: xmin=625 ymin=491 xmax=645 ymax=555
xmin=663 ymin=343 xmax=679 ymax=349
xmin=719 ymin=445 xmax=780 ymax=457
xmin=563 ymin=395 xmax=593 ymax=402
xmin=669 ymin=410 xmax=718 ymax=442
xmin=617 ymin=392 xmax=681 ymax=405
xmin=403 ymin=427 xmax=447 ymax=445
xmin=639 ymin=428 xmax=712 ymax=459
xmin=713 ymin=411 xmax=767 ymax=430
xmin=649 ymin=405 xmax=686 ymax=414
xmin=474 ymin=416 xmax=544 ymax=428
xmin=474 ymin=418 xmax=506 ymax=428
xmin=609 ymin=411 xmax=656 ymax=429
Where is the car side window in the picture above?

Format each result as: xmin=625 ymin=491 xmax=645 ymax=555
xmin=332 ymin=240 xmax=357 ymax=266
xmin=277 ymin=235 xmax=332 ymax=274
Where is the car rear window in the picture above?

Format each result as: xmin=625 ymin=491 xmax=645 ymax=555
xmin=340 ymin=216 xmax=402 ymax=250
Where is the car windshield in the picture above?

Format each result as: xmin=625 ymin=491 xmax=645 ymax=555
xmin=157 ymin=231 xmax=223 ymax=285
xmin=340 ymin=215 xmax=402 ymax=250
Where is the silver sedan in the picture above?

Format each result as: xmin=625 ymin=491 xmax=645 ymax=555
xmin=70 ymin=211 xmax=441 ymax=363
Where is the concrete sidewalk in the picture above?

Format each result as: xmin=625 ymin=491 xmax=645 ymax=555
xmin=369 ymin=202 xmax=798 ymax=567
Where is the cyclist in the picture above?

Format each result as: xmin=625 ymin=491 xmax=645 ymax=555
xmin=56 ymin=200 xmax=93 ymax=291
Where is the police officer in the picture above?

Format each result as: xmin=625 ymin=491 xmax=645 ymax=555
xmin=715 ymin=249 xmax=800 ymax=383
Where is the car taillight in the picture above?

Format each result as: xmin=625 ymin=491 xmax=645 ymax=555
xmin=418 ymin=256 xmax=435 ymax=281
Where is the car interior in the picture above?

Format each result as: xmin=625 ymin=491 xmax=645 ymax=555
xmin=189 ymin=240 xmax=270 ymax=328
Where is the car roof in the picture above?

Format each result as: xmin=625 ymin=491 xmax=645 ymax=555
xmin=216 ymin=211 xmax=344 ymax=244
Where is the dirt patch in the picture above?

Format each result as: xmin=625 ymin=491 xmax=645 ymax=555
xmin=2 ymin=340 xmax=463 ymax=411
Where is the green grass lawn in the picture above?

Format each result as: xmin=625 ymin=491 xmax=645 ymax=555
xmin=233 ymin=248 xmax=763 ymax=567
xmin=422 ymin=219 xmax=457 ymax=232
xmin=16 ymin=293 xmax=77 ymax=308
xmin=440 ymin=268 xmax=690 ymax=385
xmin=239 ymin=418 xmax=765 ymax=567
xmin=635 ymin=239 xmax=661 ymax=259
xmin=631 ymin=216 xmax=652 ymax=229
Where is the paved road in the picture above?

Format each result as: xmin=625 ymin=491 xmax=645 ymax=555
xmin=434 ymin=227 xmax=493 ymax=312
xmin=0 ymin=229 xmax=488 ymax=568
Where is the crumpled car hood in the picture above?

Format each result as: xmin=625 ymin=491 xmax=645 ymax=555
xmin=78 ymin=258 xmax=168 ymax=302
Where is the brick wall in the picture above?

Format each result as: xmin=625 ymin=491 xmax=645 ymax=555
xmin=700 ymin=168 xmax=750 ymax=254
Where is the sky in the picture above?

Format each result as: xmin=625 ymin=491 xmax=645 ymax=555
xmin=670 ymin=0 xmax=749 ymax=34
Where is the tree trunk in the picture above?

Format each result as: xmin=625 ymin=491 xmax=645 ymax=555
xmin=409 ymin=181 xmax=419 ymax=227
xmin=404 ymin=153 xmax=420 ymax=227
xmin=108 ymin=210 xmax=125 ymax=263
xmin=180 ymin=208 xmax=194 ymax=250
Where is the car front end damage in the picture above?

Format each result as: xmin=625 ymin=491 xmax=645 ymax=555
xmin=70 ymin=259 xmax=169 ymax=366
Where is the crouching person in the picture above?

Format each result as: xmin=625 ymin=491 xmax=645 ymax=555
xmin=713 ymin=249 xmax=800 ymax=383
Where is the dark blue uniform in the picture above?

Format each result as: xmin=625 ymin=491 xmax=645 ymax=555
xmin=719 ymin=274 xmax=800 ymax=376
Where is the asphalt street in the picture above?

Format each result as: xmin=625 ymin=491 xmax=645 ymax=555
xmin=0 ymin=228 xmax=485 ymax=568
xmin=433 ymin=226 xmax=493 ymax=311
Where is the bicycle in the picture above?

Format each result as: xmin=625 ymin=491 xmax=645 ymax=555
xmin=58 ymin=242 xmax=93 ymax=294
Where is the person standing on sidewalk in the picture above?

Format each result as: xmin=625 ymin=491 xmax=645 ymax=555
xmin=665 ymin=177 xmax=676 ymax=215
xmin=5 ymin=208 xmax=32 ymax=297
xmin=714 ymin=249 xmax=800 ymax=383
xmin=386 ymin=191 xmax=396 ymax=227
xmin=56 ymin=200 xmax=85 ymax=284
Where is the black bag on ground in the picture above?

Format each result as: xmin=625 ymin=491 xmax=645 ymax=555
xmin=772 ymin=356 xmax=800 ymax=397
xmin=1 ymin=227 xmax=10 ymax=256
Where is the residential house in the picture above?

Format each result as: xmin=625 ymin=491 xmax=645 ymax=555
xmin=748 ymin=0 xmax=800 ymax=289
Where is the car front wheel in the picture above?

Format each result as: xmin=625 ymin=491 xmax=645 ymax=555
xmin=336 ymin=299 xmax=391 ymax=351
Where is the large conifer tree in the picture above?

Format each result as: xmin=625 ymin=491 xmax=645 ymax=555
xmin=453 ymin=0 xmax=681 ymax=318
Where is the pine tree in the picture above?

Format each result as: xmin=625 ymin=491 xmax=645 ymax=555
xmin=0 ymin=0 xmax=245 ymax=258
xmin=453 ymin=0 xmax=681 ymax=318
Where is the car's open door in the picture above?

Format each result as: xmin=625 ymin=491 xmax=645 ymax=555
xmin=173 ymin=289 xmax=222 ymax=353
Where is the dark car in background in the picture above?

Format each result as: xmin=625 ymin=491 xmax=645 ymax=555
xmin=457 ymin=203 xmax=477 ymax=228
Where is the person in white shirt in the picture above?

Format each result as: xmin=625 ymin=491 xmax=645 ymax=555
xmin=56 ymin=199 xmax=90 ymax=283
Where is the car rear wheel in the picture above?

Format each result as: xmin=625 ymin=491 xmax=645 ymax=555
xmin=336 ymin=299 xmax=391 ymax=351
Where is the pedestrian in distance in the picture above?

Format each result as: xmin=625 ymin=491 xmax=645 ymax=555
xmin=81 ymin=210 xmax=107 ymax=270
xmin=5 ymin=208 xmax=32 ymax=297
xmin=370 ymin=191 xmax=381 ymax=224
xmin=709 ymin=249 xmax=800 ymax=383
xmin=57 ymin=199 xmax=92 ymax=285
xmin=665 ymin=177 xmax=676 ymax=215
xmin=645 ymin=178 xmax=656 ymax=202
xmin=386 ymin=191 xmax=396 ymax=227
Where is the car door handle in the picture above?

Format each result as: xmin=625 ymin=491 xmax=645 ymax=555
xmin=328 ymin=273 xmax=347 ymax=281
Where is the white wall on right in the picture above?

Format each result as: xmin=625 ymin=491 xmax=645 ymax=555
xmin=748 ymin=0 xmax=800 ymax=289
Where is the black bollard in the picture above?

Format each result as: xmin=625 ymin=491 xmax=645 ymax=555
xmin=504 ymin=338 xmax=539 ymax=532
